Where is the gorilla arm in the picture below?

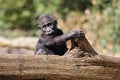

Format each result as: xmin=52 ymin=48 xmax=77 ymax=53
xmin=44 ymin=30 xmax=85 ymax=46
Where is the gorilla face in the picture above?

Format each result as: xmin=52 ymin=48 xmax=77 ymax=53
xmin=41 ymin=22 xmax=54 ymax=35
xmin=38 ymin=14 xmax=57 ymax=35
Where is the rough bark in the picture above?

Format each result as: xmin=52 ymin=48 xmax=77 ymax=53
xmin=64 ymin=37 xmax=98 ymax=58
xmin=0 ymin=54 xmax=120 ymax=80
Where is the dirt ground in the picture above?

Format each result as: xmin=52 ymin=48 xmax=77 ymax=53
xmin=0 ymin=47 xmax=34 ymax=55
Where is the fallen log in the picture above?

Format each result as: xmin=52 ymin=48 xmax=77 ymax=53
xmin=0 ymin=54 xmax=120 ymax=80
xmin=0 ymin=33 xmax=119 ymax=80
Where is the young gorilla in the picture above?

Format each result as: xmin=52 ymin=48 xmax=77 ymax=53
xmin=34 ymin=14 xmax=84 ymax=55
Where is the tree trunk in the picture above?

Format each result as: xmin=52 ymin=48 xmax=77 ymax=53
xmin=0 ymin=54 xmax=120 ymax=80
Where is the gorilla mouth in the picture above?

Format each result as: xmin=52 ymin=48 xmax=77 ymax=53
xmin=46 ymin=30 xmax=54 ymax=35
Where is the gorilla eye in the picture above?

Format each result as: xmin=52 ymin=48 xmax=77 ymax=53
xmin=47 ymin=23 xmax=52 ymax=26
xmin=43 ymin=25 xmax=46 ymax=28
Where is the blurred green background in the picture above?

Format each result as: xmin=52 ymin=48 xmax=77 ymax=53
xmin=0 ymin=0 xmax=120 ymax=56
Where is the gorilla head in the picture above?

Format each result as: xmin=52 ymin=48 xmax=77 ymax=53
xmin=38 ymin=14 xmax=57 ymax=35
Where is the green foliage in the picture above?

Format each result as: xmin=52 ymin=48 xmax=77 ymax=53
xmin=87 ymin=1 xmax=120 ymax=53
xmin=0 ymin=0 xmax=60 ymax=30
xmin=57 ymin=0 xmax=92 ymax=19
xmin=0 ymin=0 xmax=92 ymax=30
xmin=94 ymin=0 xmax=112 ymax=10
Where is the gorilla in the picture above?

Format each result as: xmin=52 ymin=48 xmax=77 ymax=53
xmin=34 ymin=14 xmax=84 ymax=56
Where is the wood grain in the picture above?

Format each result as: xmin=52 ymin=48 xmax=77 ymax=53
xmin=0 ymin=54 xmax=120 ymax=80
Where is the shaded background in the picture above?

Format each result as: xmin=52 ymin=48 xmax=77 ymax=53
xmin=0 ymin=0 xmax=120 ymax=56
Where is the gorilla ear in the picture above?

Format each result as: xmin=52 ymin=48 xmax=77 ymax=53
xmin=37 ymin=25 xmax=41 ymax=29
